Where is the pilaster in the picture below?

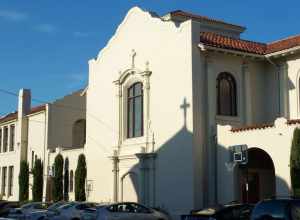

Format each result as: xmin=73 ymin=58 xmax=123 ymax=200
xmin=205 ymin=55 xmax=218 ymax=205
xmin=279 ymin=62 xmax=289 ymax=118
xmin=0 ymin=127 xmax=2 ymax=153
xmin=114 ymin=78 xmax=122 ymax=151
xmin=136 ymin=152 xmax=156 ymax=207
xmin=242 ymin=61 xmax=252 ymax=125
xmin=142 ymin=66 xmax=152 ymax=153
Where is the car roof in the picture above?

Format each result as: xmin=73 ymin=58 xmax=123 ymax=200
xmin=192 ymin=203 xmax=253 ymax=216
xmin=261 ymin=198 xmax=300 ymax=203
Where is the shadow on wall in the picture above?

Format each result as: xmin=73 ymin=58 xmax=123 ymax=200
xmin=124 ymin=98 xmax=291 ymax=217
xmin=125 ymin=97 xmax=194 ymax=217
xmin=217 ymin=143 xmax=290 ymax=204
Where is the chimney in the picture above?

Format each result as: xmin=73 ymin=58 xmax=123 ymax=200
xmin=17 ymin=88 xmax=31 ymax=161
xmin=18 ymin=89 xmax=31 ymax=118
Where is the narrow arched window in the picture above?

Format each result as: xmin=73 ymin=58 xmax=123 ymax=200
xmin=217 ymin=72 xmax=237 ymax=116
xmin=72 ymin=119 xmax=86 ymax=148
xmin=69 ymin=170 xmax=74 ymax=192
xmin=127 ymin=82 xmax=143 ymax=138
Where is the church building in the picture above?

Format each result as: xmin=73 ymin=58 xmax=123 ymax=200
xmin=2 ymin=6 xmax=300 ymax=219
xmin=83 ymin=6 xmax=300 ymax=217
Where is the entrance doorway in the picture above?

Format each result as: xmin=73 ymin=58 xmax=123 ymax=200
xmin=238 ymin=148 xmax=275 ymax=203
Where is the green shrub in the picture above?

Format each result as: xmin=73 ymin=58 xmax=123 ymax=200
xmin=75 ymin=154 xmax=87 ymax=201
xmin=52 ymin=154 xmax=64 ymax=202
xmin=64 ymin=157 xmax=69 ymax=201
xmin=19 ymin=161 xmax=29 ymax=202
xmin=291 ymin=128 xmax=300 ymax=197
xmin=32 ymin=158 xmax=43 ymax=201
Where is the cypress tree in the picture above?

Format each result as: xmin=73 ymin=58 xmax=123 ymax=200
xmin=75 ymin=154 xmax=87 ymax=201
xmin=64 ymin=157 xmax=69 ymax=201
xmin=32 ymin=159 xmax=44 ymax=201
xmin=19 ymin=161 xmax=29 ymax=202
xmin=52 ymin=154 xmax=64 ymax=202
xmin=291 ymin=128 xmax=300 ymax=197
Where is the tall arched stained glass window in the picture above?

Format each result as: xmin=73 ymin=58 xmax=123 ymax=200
xmin=217 ymin=72 xmax=237 ymax=116
xmin=127 ymin=82 xmax=143 ymax=138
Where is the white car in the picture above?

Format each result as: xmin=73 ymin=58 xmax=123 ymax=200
xmin=27 ymin=202 xmax=66 ymax=220
xmin=96 ymin=202 xmax=169 ymax=220
xmin=46 ymin=202 xmax=97 ymax=220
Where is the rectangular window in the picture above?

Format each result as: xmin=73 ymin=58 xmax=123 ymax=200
xmin=8 ymin=166 xmax=13 ymax=196
xmin=2 ymin=167 xmax=7 ymax=195
xmin=9 ymin=125 xmax=15 ymax=151
xmin=3 ymin=127 xmax=8 ymax=152
xmin=0 ymin=128 xmax=2 ymax=153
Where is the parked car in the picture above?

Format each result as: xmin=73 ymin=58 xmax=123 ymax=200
xmin=181 ymin=203 xmax=254 ymax=220
xmin=8 ymin=202 xmax=50 ymax=220
xmin=96 ymin=202 xmax=170 ymax=220
xmin=28 ymin=201 xmax=67 ymax=220
xmin=45 ymin=202 xmax=97 ymax=220
xmin=0 ymin=201 xmax=20 ymax=217
xmin=250 ymin=198 xmax=300 ymax=220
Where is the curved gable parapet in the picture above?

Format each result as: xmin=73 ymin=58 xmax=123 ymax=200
xmin=91 ymin=6 xmax=183 ymax=65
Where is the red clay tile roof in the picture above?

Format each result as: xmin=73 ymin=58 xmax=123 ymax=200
xmin=230 ymin=119 xmax=300 ymax=133
xmin=0 ymin=105 xmax=46 ymax=124
xmin=287 ymin=119 xmax=300 ymax=125
xmin=29 ymin=105 xmax=46 ymax=115
xmin=200 ymin=32 xmax=267 ymax=55
xmin=0 ymin=112 xmax=18 ymax=124
xmin=231 ymin=123 xmax=274 ymax=133
xmin=200 ymin=32 xmax=300 ymax=55
xmin=266 ymin=35 xmax=300 ymax=54
xmin=169 ymin=10 xmax=245 ymax=30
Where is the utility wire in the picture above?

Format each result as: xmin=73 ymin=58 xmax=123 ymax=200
xmin=28 ymin=118 xmax=112 ymax=155
xmin=0 ymin=88 xmax=117 ymax=135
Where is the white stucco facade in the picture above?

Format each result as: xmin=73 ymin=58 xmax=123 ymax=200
xmin=82 ymin=6 xmax=300 ymax=218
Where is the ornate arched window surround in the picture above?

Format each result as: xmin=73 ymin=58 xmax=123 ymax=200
xmin=114 ymin=67 xmax=152 ymax=148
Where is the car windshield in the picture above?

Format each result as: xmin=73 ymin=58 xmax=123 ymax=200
xmin=21 ymin=203 xmax=37 ymax=209
xmin=48 ymin=202 xmax=65 ymax=211
xmin=58 ymin=202 xmax=77 ymax=210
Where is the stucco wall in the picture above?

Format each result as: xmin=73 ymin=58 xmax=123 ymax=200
xmin=217 ymin=118 xmax=294 ymax=204
xmin=286 ymin=54 xmax=300 ymax=119
xmin=27 ymin=111 xmax=47 ymax=200
xmin=86 ymin=7 xmax=195 ymax=215
xmin=48 ymin=91 xmax=86 ymax=149
xmin=0 ymin=120 xmax=19 ymax=201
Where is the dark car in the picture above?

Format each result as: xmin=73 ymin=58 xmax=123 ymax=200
xmin=0 ymin=201 xmax=20 ymax=217
xmin=250 ymin=198 xmax=300 ymax=220
xmin=182 ymin=203 xmax=254 ymax=220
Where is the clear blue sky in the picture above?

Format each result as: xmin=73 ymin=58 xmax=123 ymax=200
xmin=0 ymin=0 xmax=299 ymax=115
